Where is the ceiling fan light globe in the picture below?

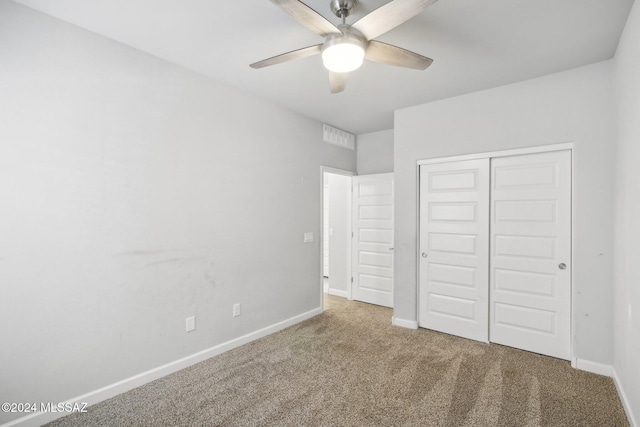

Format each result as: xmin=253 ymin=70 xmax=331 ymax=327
xmin=322 ymin=43 xmax=365 ymax=73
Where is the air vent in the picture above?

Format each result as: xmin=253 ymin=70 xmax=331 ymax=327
xmin=323 ymin=124 xmax=355 ymax=150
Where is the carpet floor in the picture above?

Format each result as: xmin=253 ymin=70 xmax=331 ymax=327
xmin=47 ymin=295 xmax=629 ymax=426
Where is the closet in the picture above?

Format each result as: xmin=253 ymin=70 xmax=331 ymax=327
xmin=418 ymin=148 xmax=571 ymax=360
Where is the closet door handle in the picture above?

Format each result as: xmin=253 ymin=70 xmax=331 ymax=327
xmin=559 ymin=263 xmax=567 ymax=270
xmin=421 ymin=252 xmax=428 ymax=258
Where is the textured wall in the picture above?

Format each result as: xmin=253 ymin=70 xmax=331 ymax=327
xmin=0 ymin=2 xmax=355 ymax=423
xmin=613 ymin=1 xmax=640 ymax=424
xmin=357 ymin=129 xmax=394 ymax=175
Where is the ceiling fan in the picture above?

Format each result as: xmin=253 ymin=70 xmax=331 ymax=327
xmin=250 ymin=0 xmax=437 ymax=93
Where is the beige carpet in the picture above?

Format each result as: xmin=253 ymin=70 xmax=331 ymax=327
xmin=48 ymin=295 xmax=629 ymax=426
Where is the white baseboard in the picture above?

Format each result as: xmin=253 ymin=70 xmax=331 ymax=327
xmin=613 ymin=368 xmax=638 ymax=427
xmin=327 ymin=288 xmax=348 ymax=298
xmin=575 ymin=358 xmax=614 ymax=377
xmin=392 ymin=317 xmax=418 ymax=329
xmin=2 ymin=307 xmax=322 ymax=427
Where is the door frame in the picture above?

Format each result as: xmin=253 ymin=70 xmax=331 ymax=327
xmin=320 ymin=166 xmax=356 ymax=311
xmin=416 ymin=142 xmax=575 ymax=365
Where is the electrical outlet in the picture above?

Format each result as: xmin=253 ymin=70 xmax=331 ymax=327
xmin=233 ymin=303 xmax=241 ymax=317
xmin=186 ymin=316 xmax=196 ymax=332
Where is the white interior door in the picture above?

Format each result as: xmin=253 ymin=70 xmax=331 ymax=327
xmin=419 ymin=159 xmax=490 ymax=342
xmin=490 ymin=150 xmax=571 ymax=360
xmin=351 ymin=173 xmax=394 ymax=307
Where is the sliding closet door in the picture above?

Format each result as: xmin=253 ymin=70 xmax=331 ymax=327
xmin=490 ymin=150 xmax=571 ymax=360
xmin=419 ymin=159 xmax=490 ymax=342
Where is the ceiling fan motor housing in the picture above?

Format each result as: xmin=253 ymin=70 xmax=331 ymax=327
xmin=330 ymin=0 xmax=356 ymax=18
xmin=323 ymin=24 xmax=367 ymax=50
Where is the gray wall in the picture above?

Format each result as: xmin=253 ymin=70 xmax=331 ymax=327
xmin=613 ymin=0 xmax=640 ymax=423
xmin=394 ymin=61 xmax=615 ymax=366
xmin=0 ymin=2 xmax=355 ymax=423
xmin=357 ymin=129 xmax=394 ymax=174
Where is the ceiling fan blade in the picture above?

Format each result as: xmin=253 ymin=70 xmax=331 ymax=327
xmin=269 ymin=0 xmax=341 ymax=37
xmin=352 ymin=0 xmax=438 ymax=40
xmin=365 ymin=40 xmax=433 ymax=70
xmin=329 ymin=71 xmax=349 ymax=94
xmin=250 ymin=44 xmax=322 ymax=69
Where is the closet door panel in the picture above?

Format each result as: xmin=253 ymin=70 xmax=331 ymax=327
xmin=419 ymin=159 xmax=490 ymax=343
xmin=489 ymin=150 xmax=571 ymax=360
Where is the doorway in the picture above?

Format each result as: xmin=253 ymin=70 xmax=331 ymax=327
xmin=322 ymin=169 xmax=353 ymax=301
xmin=321 ymin=167 xmax=395 ymax=310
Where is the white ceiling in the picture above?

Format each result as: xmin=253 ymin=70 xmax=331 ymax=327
xmin=12 ymin=0 xmax=635 ymax=134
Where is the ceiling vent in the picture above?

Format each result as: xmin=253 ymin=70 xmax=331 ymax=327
xmin=323 ymin=124 xmax=355 ymax=150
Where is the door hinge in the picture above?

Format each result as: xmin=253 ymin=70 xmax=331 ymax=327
xmin=352 ymin=232 xmax=354 ymax=238
xmin=351 ymin=277 xmax=353 ymax=283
